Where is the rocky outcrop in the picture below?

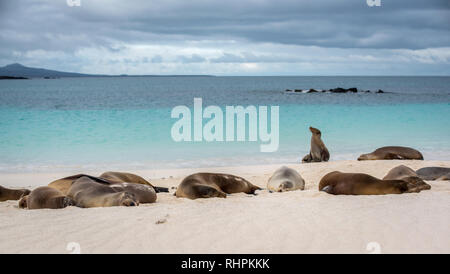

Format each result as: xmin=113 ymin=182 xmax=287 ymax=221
xmin=285 ymin=87 xmax=386 ymax=94
xmin=0 ymin=76 xmax=28 ymax=80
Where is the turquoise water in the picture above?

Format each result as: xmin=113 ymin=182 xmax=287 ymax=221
xmin=0 ymin=77 xmax=449 ymax=172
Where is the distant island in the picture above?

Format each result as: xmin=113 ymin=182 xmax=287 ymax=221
xmin=0 ymin=63 xmax=214 ymax=79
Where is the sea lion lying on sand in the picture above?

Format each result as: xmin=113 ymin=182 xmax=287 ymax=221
xmin=358 ymin=146 xmax=423 ymax=161
xmin=0 ymin=185 xmax=30 ymax=202
xmin=383 ymin=165 xmax=431 ymax=192
xmin=302 ymin=127 xmax=330 ymax=163
xmin=19 ymin=187 xmax=74 ymax=209
xmin=176 ymin=173 xmax=261 ymax=199
xmin=416 ymin=167 xmax=450 ymax=181
xmin=67 ymin=176 xmax=139 ymax=208
xmin=318 ymin=171 xmax=425 ymax=195
xmin=267 ymin=166 xmax=305 ymax=192
xmin=48 ymin=174 xmax=111 ymax=195
xmin=99 ymin=171 xmax=169 ymax=193
xmin=49 ymin=172 xmax=167 ymax=196
xmin=108 ymin=182 xmax=156 ymax=204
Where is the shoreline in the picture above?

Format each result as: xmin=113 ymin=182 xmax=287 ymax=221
xmin=0 ymin=160 xmax=449 ymax=254
xmin=1 ymin=159 xmax=449 ymax=189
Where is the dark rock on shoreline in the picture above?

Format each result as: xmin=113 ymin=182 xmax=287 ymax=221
xmin=0 ymin=76 xmax=28 ymax=80
xmin=285 ymin=87 xmax=386 ymax=94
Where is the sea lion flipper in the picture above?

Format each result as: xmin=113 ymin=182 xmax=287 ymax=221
xmin=321 ymin=149 xmax=330 ymax=162
xmin=302 ymin=154 xmax=312 ymax=163
xmin=320 ymin=185 xmax=333 ymax=194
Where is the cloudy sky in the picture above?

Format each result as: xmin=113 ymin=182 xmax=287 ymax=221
xmin=0 ymin=0 xmax=449 ymax=75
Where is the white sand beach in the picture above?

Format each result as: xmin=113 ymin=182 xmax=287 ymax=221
xmin=0 ymin=160 xmax=449 ymax=254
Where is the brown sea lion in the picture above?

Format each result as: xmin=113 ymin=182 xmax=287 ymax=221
xmin=318 ymin=171 xmax=414 ymax=195
xmin=416 ymin=167 xmax=450 ymax=181
xmin=302 ymin=127 xmax=330 ymax=163
xmin=176 ymin=173 xmax=261 ymax=199
xmin=383 ymin=165 xmax=431 ymax=192
xmin=109 ymin=182 xmax=156 ymax=204
xmin=358 ymin=146 xmax=424 ymax=161
xmin=99 ymin=171 xmax=169 ymax=193
xmin=18 ymin=187 xmax=74 ymax=209
xmin=0 ymin=185 xmax=30 ymax=202
xmin=67 ymin=176 xmax=139 ymax=208
xmin=49 ymin=172 xmax=167 ymax=195
xmin=48 ymin=174 xmax=111 ymax=195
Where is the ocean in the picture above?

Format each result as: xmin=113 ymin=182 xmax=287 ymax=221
xmin=0 ymin=76 xmax=449 ymax=173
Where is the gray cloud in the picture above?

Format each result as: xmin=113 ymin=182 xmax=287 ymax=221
xmin=177 ymin=54 xmax=206 ymax=63
xmin=0 ymin=0 xmax=449 ymax=74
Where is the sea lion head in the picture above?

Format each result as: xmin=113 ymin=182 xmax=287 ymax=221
xmin=22 ymin=189 xmax=31 ymax=197
xmin=309 ymin=127 xmax=321 ymax=136
xmin=119 ymin=192 xmax=139 ymax=207
xmin=18 ymin=195 xmax=28 ymax=209
xmin=62 ymin=197 xmax=76 ymax=208
xmin=278 ymin=181 xmax=294 ymax=192
xmin=401 ymin=176 xmax=431 ymax=192
xmin=357 ymin=153 xmax=375 ymax=161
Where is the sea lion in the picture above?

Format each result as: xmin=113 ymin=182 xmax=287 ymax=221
xmin=358 ymin=146 xmax=424 ymax=161
xmin=267 ymin=166 xmax=305 ymax=192
xmin=49 ymin=172 xmax=167 ymax=195
xmin=99 ymin=171 xmax=169 ymax=193
xmin=318 ymin=171 xmax=416 ymax=195
xmin=383 ymin=165 xmax=431 ymax=192
xmin=176 ymin=173 xmax=261 ymax=199
xmin=109 ymin=182 xmax=156 ymax=204
xmin=18 ymin=187 xmax=74 ymax=210
xmin=0 ymin=185 xmax=30 ymax=202
xmin=67 ymin=176 xmax=139 ymax=208
xmin=302 ymin=127 xmax=330 ymax=163
xmin=416 ymin=167 xmax=450 ymax=180
xmin=48 ymin=174 xmax=111 ymax=195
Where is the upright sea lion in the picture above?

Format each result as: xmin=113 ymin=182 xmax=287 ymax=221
xmin=99 ymin=171 xmax=169 ymax=193
xmin=358 ymin=146 xmax=424 ymax=161
xmin=67 ymin=176 xmax=139 ymax=208
xmin=267 ymin=166 xmax=305 ymax=192
xmin=19 ymin=187 xmax=74 ymax=210
xmin=383 ymin=165 xmax=431 ymax=192
xmin=319 ymin=171 xmax=414 ymax=195
xmin=302 ymin=127 xmax=330 ymax=163
xmin=176 ymin=173 xmax=261 ymax=199
xmin=0 ymin=185 xmax=30 ymax=202
xmin=416 ymin=167 xmax=450 ymax=180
